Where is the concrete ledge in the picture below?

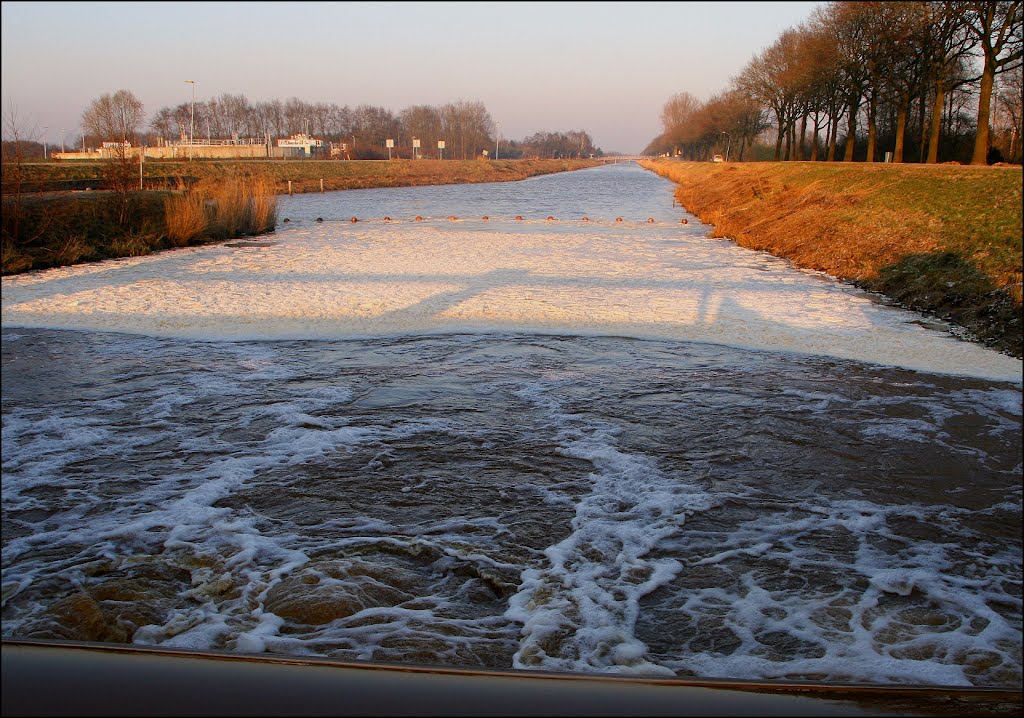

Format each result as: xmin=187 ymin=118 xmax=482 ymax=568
xmin=5 ymin=640 xmax=1020 ymax=716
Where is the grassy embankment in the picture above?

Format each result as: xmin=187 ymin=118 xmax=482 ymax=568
xmin=642 ymin=159 xmax=1023 ymax=359
xmin=1 ymin=159 xmax=598 ymax=275
xmin=5 ymin=158 xmax=600 ymax=195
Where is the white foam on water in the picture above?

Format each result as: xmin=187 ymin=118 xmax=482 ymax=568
xmin=649 ymin=498 xmax=1022 ymax=687
xmin=504 ymin=379 xmax=726 ymax=676
xmin=2 ymin=340 xmax=529 ymax=663
xmin=3 ymin=220 xmax=1020 ymax=382
xmin=2 ymin=330 xmax=1019 ymax=685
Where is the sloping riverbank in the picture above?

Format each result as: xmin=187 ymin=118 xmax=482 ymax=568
xmin=641 ymin=159 xmax=1023 ymax=359
xmin=3 ymin=158 xmax=601 ymax=196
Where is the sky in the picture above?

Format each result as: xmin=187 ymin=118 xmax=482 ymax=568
xmin=1 ymin=1 xmax=823 ymax=154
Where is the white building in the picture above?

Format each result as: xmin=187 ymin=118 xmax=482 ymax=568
xmin=277 ymin=133 xmax=324 ymax=158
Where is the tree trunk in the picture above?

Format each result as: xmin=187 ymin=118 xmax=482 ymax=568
xmin=843 ymin=98 xmax=857 ymax=161
xmin=798 ymin=114 xmax=808 ymax=160
xmin=866 ymin=93 xmax=877 ymax=162
xmin=926 ymin=74 xmax=945 ymax=164
xmin=971 ymin=54 xmax=996 ymax=165
xmin=893 ymin=90 xmax=909 ymax=163
xmin=918 ymin=90 xmax=929 ymax=162
xmin=827 ymin=115 xmax=839 ymax=161
xmin=774 ymin=111 xmax=785 ymax=161
xmin=811 ymin=114 xmax=820 ymax=162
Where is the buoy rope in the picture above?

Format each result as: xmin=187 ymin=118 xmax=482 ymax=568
xmin=284 ymin=216 xmax=692 ymax=225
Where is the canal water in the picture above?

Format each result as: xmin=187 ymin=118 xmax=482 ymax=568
xmin=2 ymin=164 xmax=1021 ymax=688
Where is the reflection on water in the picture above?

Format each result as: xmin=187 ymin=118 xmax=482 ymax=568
xmin=2 ymin=329 xmax=1020 ymax=687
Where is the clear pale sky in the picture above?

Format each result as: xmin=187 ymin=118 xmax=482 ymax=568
xmin=2 ymin=1 xmax=822 ymax=154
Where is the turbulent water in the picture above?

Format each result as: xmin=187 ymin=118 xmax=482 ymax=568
xmin=2 ymin=164 xmax=1021 ymax=688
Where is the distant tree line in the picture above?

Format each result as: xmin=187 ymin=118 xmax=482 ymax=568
xmin=49 ymin=92 xmax=604 ymax=161
xmin=500 ymin=131 xmax=600 ymax=159
xmin=645 ymin=1 xmax=1023 ymax=165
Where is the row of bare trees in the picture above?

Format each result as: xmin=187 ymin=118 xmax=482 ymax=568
xmin=148 ymin=96 xmax=498 ymax=159
xmin=501 ymin=131 xmax=599 ymax=159
xmin=646 ymin=1 xmax=1023 ymax=165
xmin=67 ymin=92 xmax=604 ymax=161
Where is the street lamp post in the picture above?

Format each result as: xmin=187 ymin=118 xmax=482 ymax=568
xmin=185 ymin=80 xmax=195 ymax=161
xmin=721 ymin=131 xmax=731 ymax=162
xmin=42 ymin=126 xmax=47 ymax=159
xmin=495 ymin=122 xmax=500 ymax=160
xmin=60 ymin=128 xmax=65 ymax=154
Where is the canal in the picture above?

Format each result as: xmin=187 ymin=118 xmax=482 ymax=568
xmin=2 ymin=163 xmax=1021 ymax=688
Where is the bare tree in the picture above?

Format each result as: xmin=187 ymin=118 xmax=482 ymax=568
xmin=82 ymin=90 xmax=144 ymax=223
xmin=962 ymin=0 xmax=1024 ymax=163
xmin=150 ymin=106 xmax=175 ymax=142
xmin=992 ymin=65 xmax=1023 ymax=160
xmin=877 ymin=2 xmax=932 ymax=162
xmin=659 ymin=92 xmax=702 ymax=157
xmin=401 ymin=105 xmax=443 ymax=156
xmin=81 ymin=89 xmax=144 ymax=145
xmin=920 ymin=2 xmax=977 ymax=162
xmin=735 ymin=31 xmax=803 ymax=161
xmin=820 ymin=2 xmax=875 ymax=161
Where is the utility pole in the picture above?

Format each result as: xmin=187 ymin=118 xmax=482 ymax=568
xmin=185 ymin=80 xmax=195 ymax=161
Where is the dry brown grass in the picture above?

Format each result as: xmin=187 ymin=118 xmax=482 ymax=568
xmin=642 ymin=159 xmax=1023 ymax=357
xmin=6 ymin=159 xmax=601 ymax=197
xmin=205 ymin=175 xmax=277 ymax=239
xmin=163 ymin=191 xmax=208 ymax=247
xmin=248 ymin=176 xmax=277 ymax=234
xmin=207 ymin=179 xmax=249 ymax=239
xmin=163 ymin=175 xmax=277 ymax=246
xmin=647 ymin=162 xmax=939 ymax=281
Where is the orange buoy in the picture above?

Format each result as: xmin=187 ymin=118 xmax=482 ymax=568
xmin=449 ymin=215 xmax=457 ymax=220
xmin=581 ymin=217 xmax=589 ymax=221
xmin=383 ymin=216 xmax=392 ymax=221
xmin=350 ymin=217 xmax=358 ymax=223
xmin=482 ymin=216 xmax=489 ymax=220
xmin=515 ymin=216 xmax=524 ymax=220
xmin=415 ymin=216 xmax=424 ymax=221
xmin=615 ymin=217 xmax=623 ymax=222
xmin=547 ymin=216 xmax=555 ymax=221
xmin=680 ymin=219 xmax=688 ymax=224
xmin=647 ymin=218 xmax=655 ymax=223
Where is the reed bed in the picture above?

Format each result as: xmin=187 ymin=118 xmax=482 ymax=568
xmin=164 ymin=174 xmax=277 ymax=245
xmin=3 ymin=175 xmax=277 ymax=274
xmin=163 ymin=191 xmax=208 ymax=247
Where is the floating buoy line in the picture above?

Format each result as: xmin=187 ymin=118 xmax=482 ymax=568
xmin=282 ymin=215 xmax=695 ymax=225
